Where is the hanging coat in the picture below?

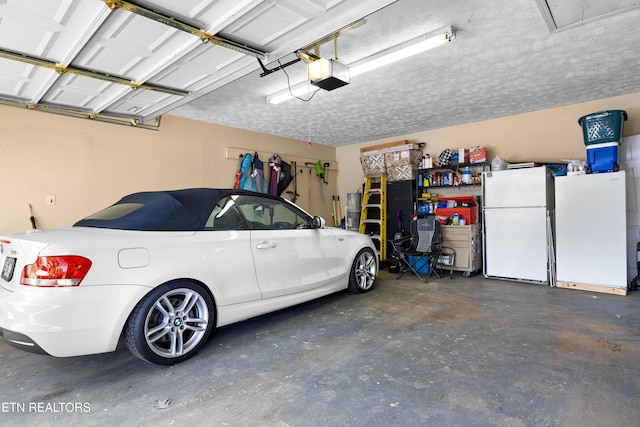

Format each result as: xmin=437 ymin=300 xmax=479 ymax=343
xmin=268 ymin=154 xmax=281 ymax=195
xmin=239 ymin=153 xmax=253 ymax=190
xmin=277 ymin=159 xmax=293 ymax=196
xmin=251 ymin=152 xmax=265 ymax=193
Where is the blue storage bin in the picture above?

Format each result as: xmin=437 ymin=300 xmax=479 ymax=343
xmin=408 ymin=255 xmax=429 ymax=273
xmin=587 ymin=142 xmax=619 ymax=173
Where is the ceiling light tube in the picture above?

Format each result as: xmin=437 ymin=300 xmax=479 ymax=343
xmin=350 ymin=25 xmax=454 ymax=76
xmin=266 ymin=25 xmax=454 ymax=104
xmin=266 ymin=83 xmax=320 ymax=105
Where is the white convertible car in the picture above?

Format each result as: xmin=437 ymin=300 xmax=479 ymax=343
xmin=0 ymin=189 xmax=378 ymax=364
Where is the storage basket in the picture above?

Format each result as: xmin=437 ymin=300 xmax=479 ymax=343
xmin=385 ymin=148 xmax=421 ymax=181
xmin=360 ymin=152 xmax=386 ymax=177
xmin=578 ymin=110 xmax=627 ymax=146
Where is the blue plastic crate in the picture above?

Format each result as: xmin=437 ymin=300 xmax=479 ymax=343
xmin=408 ymin=255 xmax=429 ymax=273
xmin=587 ymin=142 xmax=619 ymax=173
xmin=578 ymin=110 xmax=627 ymax=146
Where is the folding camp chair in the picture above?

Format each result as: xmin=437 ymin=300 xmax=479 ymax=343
xmin=390 ymin=217 xmax=455 ymax=281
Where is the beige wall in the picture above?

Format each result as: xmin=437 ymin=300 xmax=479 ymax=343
xmin=0 ymin=107 xmax=336 ymax=234
xmin=2 ymin=92 xmax=639 ymax=235
xmin=336 ymin=92 xmax=640 ymax=206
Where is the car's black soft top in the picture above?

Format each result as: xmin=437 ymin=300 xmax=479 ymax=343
xmin=74 ymin=188 xmax=283 ymax=231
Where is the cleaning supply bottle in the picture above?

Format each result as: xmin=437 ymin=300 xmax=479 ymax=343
xmin=462 ymin=167 xmax=472 ymax=184
xmin=491 ymin=156 xmax=504 ymax=171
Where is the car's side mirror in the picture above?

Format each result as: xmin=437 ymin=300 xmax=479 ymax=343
xmin=312 ymin=216 xmax=326 ymax=229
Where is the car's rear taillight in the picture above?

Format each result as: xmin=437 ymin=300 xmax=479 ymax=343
xmin=21 ymin=256 xmax=92 ymax=287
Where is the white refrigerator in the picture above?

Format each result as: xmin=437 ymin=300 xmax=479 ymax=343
xmin=555 ymin=171 xmax=627 ymax=291
xmin=482 ymin=166 xmax=554 ymax=284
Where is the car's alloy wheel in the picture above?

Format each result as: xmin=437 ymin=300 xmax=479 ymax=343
xmin=125 ymin=282 xmax=215 ymax=364
xmin=348 ymin=248 xmax=377 ymax=293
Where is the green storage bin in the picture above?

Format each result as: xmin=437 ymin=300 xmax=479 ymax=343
xmin=578 ymin=110 xmax=627 ymax=146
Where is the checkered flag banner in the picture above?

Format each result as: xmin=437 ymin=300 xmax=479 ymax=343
xmin=436 ymin=149 xmax=454 ymax=166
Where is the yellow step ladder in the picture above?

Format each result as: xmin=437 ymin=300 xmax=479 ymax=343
xmin=359 ymin=175 xmax=387 ymax=260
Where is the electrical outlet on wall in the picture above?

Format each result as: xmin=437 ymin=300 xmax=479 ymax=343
xmin=46 ymin=194 xmax=56 ymax=205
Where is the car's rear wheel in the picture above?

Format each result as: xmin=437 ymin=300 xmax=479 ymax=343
xmin=124 ymin=281 xmax=215 ymax=365
xmin=347 ymin=248 xmax=377 ymax=293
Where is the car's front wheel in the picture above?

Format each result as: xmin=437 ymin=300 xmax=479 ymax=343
xmin=124 ymin=281 xmax=215 ymax=365
xmin=347 ymin=248 xmax=377 ymax=293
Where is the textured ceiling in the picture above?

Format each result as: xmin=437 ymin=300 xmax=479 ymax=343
xmin=171 ymin=0 xmax=640 ymax=147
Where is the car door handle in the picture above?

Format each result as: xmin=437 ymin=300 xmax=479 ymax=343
xmin=256 ymin=241 xmax=277 ymax=249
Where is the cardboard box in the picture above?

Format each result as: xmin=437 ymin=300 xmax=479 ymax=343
xmin=385 ymin=148 xmax=422 ymax=181
xmin=436 ymin=196 xmax=479 ymax=224
xmin=360 ymin=152 xmax=386 ymax=177
xmin=360 ymin=143 xmax=421 ymax=179
xmin=469 ymin=147 xmax=486 ymax=164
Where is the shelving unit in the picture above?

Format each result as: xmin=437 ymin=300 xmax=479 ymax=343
xmin=419 ymin=161 xmax=487 ymax=188
xmin=416 ymin=161 xmax=487 ymax=216
xmin=413 ymin=159 xmax=485 ymax=277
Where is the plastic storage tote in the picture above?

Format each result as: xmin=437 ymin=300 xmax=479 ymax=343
xmin=587 ymin=142 xmax=619 ymax=173
xmin=436 ymin=196 xmax=479 ymax=224
xmin=578 ymin=110 xmax=627 ymax=146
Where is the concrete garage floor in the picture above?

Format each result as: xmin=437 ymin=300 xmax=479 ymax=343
xmin=1 ymin=271 xmax=640 ymax=427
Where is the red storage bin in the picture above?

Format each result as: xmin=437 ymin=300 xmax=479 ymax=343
xmin=436 ymin=196 xmax=479 ymax=224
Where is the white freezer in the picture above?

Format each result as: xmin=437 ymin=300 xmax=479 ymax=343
xmin=555 ymin=171 xmax=627 ymax=289
xmin=483 ymin=207 xmax=550 ymax=282
xmin=483 ymin=166 xmax=554 ymax=208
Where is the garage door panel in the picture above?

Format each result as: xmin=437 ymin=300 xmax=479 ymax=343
xmin=229 ymin=0 xmax=380 ymax=58
xmin=149 ymin=45 xmax=254 ymax=92
xmin=72 ymin=9 xmax=198 ymax=80
xmin=0 ymin=0 xmax=108 ymax=63
xmin=132 ymin=0 xmax=263 ymax=34
xmin=221 ymin=1 xmax=312 ymax=47
xmin=104 ymin=90 xmax=182 ymax=118
xmin=217 ymin=0 xmax=353 ymax=48
xmin=0 ymin=0 xmax=110 ymax=106
xmin=83 ymin=30 xmax=200 ymax=85
xmin=69 ymin=6 xmax=258 ymax=98
xmin=0 ymin=0 xmax=396 ymax=122
xmin=0 ymin=60 xmax=59 ymax=102
xmin=42 ymin=74 xmax=129 ymax=109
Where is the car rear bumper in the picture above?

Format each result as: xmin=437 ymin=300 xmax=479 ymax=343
xmin=0 ymin=284 xmax=151 ymax=357
xmin=0 ymin=327 xmax=48 ymax=355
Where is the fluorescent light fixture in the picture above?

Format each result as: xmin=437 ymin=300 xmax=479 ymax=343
xmin=266 ymin=82 xmax=320 ymax=105
xmin=266 ymin=25 xmax=455 ymax=105
xmin=350 ymin=25 xmax=454 ymax=76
